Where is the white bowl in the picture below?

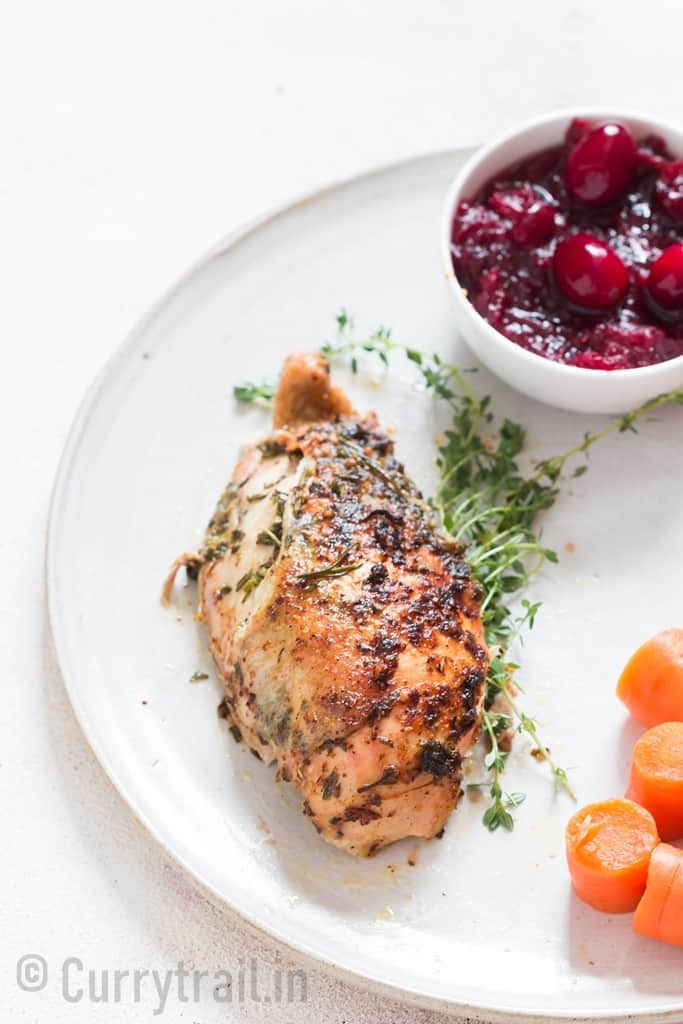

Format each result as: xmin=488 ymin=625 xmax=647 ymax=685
xmin=441 ymin=108 xmax=683 ymax=414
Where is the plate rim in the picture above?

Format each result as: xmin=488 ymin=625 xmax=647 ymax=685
xmin=45 ymin=149 xmax=683 ymax=1024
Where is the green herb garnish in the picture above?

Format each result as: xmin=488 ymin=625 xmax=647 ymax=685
xmin=235 ymin=567 xmax=268 ymax=601
xmin=297 ymin=547 xmax=363 ymax=586
xmin=339 ymin=439 xmax=410 ymax=499
xmin=257 ymin=526 xmax=283 ymax=549
xmin=236 ymin=311 xmax=683 ymax=830
xmin=233 ymin=382 xmax=276 ymax=404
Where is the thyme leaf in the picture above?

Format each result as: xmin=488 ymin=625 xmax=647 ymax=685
xmin=340 ymin=439 xmax=410 ymax=498
xmin=257 ymin=527 xmax=283 ymax=548
xmin=297 ymin=547 xmax=363 ymax=586
xmin=233 ymin=382 xmax=276 ymax=404
xmin=235 ymin=566 xmax=268 ymax=601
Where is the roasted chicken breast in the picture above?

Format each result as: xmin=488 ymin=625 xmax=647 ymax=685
xmin=164 ymin=353 xmax=488 ymax=856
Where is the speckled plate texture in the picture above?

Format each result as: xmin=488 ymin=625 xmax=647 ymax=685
xmin=48 ymin=152 xmax=683 ymax=1022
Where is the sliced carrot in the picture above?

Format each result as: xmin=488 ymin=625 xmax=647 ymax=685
xmin=617 ymin=628 xmax=683 ymax=727
xmin=633 ymin=843 xmax=683 ymax=947
xmin=627 ymin=722 xmax=683 ymax=841
xmin=566 ymin=799 xmax=659 ymax=913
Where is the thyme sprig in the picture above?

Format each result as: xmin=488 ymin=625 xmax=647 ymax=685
xmin=476 ymin=709 xmax=526 ymax=831
xmin=235 ymin=311 xmax=683 ymax=830
xmin=319 ymin=314 xmax=683 ymax=828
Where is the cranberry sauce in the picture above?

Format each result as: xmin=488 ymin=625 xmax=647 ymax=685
xmin=450 ymin=119 xmax=683 ymax=370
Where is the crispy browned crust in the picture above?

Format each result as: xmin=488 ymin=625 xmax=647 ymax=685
xmin=159 ymin=354 xmax=490 ymax=854
xmin=197 ymin=409 xmax=488 ymax=854
xmin=260 ymin=415 xmax=486 ymax=746
xmin=272 ymin=352 xmax=352 ymax=428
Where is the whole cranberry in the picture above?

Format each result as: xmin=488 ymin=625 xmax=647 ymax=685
xmin=655 ymin=161 xmax=683 ymax=222
xmin=565 ymin=122 xmax=637 ymax=206
xmin=646 ymin=244 xmax=683 ymax=310
xmin=553 ymin=234 xmax=629 ymax=311
xmin=566 ymin=118 xmax=592 ymax=145
xmin=511 ymin=200 xmax=556 ymax=247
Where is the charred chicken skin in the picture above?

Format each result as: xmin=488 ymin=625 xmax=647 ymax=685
xmin=164 ymin=354 xmax=488 ymax=856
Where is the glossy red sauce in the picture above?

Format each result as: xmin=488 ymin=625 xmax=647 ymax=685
xmin=450 ymin=119 xmax=683 ymax=370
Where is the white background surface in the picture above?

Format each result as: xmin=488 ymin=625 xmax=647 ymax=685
xmin=4 ymin=2 xmax=682 ymax=1021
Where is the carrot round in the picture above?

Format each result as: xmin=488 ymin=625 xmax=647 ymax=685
xmin=633 ymin=843 xmax=683 ymax=947
xmin=617 ymin=628 xmax=683 ymax=727
xmin=627 ymin=722 xmax=683 ymax=841
xmin=566 ymin=799 xmax=659 ymax=913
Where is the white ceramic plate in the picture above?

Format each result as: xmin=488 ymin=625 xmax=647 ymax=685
xmin=47 ymin=152 xmax=683 ymax=1023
